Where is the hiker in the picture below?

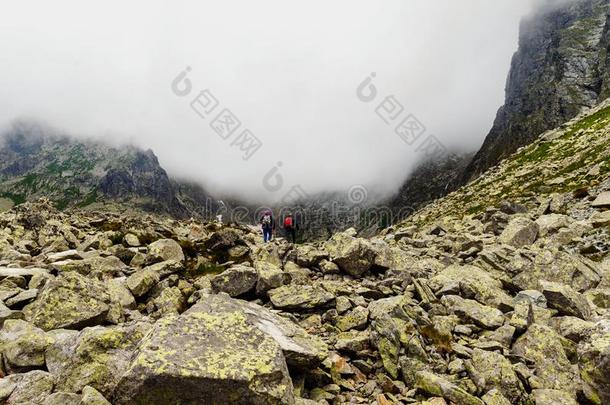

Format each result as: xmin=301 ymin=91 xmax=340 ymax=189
xmin=260 ymin=209 xmax=274 ymax=243
xmin=283 ymin=213 xmax=297 ymax=243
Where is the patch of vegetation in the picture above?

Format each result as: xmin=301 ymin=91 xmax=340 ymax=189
xmin=55 ymin=187 xmax=82 ymax=210
xmin=188 ymin=261 xmax=225 ymax=278
xmin=513 ymin=142 xmax=552 ymax=166
xmin=46 ymin=146 xmax=97 ymax=177
xmin=19 ymin=173 xmax=39 ymax=191
xmin=78 ymin=190 xmax=98 ymax=207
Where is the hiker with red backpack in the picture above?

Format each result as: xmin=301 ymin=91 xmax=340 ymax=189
xmin=260 ymin=209 xmax=275 ymax=243
xmin=283 ymin=213 xmax=297 ymax=244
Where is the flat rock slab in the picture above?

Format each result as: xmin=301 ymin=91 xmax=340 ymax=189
xmin=592 ymin=191 xmax=610 ymax=208
xmin=268 ymin=284 xmax=335 ymax=310
xmin=0 ymin=267 xmax=49 ymax=279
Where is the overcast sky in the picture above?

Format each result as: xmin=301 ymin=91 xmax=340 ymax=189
xmin=0 ymin=0 xmax=546 ymax=203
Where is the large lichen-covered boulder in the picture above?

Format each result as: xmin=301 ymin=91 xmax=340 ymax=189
xmin=255 ymin=261 xmax=287 ymax=296
xmin=50 ymin=255 xmax=126 ymax=279
xmin=0 ymin=370 xmax=54 ymax=404
xmin=206 ymin=294 xmax=327 ymax=367
xmin=546 ymin=316 xmax=594 ymax=343
xmin=125 ymin=268 xmax=160 ymax=298
xmin=323 ymin=231 xmax=376 ymax=277
xmin=535 ymin=214 xmax=572 ymax=237
xmin=415 ymin=371 xmax=484 ymax=405
xmin=45 ymin=321 xmax=152 ymax=397
xmin=211 ymin=264 xmax=258 ymax=297
xmin=106 ymin=278 xmax=136 ymax=324
xmin=429 ymin=265 xmax=513 ymax=311
xmin=146 ymin=238 xmax=184 ymax=263
xmin=468 ymin=349 xmax=525 ymax=403
xmin=499 ymin=216 xmax=539 ymax=248
xmin=113 ymin=296 xmax=299 ymax=404
xmin=370 ymin=240 xmax=415 ymax=271
xmin=23 ymin=272 xmax=111 ymax=331
xmin=42 ymin=392 xmax=82 ymax=405
xmin=268 ymin=284 xmax=335 ymax=310
xmin=368 ymin=295 xmax=413 ymax=379
xmin=512 ymin=324 xmax=580 ymax=394
xmin=577 ymin=321 xmax=610 ymax=405
xmin=0 ymin=301 xmax=24 ymax=326
xmin=0 ymin=319 xmax=54 ymax=372
xmin=511 ymin=250 xmax=601 ymax=292
xmin=81 ymin=385 xmax=113 ymax=405
xmin=293 ymin=245 xmax=328 ymax=267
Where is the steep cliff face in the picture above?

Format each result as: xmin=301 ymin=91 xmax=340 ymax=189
xmin=463 ymin=0 xmax=610 ymax=181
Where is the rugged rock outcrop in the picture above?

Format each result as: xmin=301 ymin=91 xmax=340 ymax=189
xmin=464 ymin=0 xmax=610 ymax=180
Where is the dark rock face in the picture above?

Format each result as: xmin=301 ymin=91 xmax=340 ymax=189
xmin=98 ymin=150 xmax=185 ymax=215
xmin=389 ymin=152 xmax=474 ymax=217
xmin=463 ymin=0 xmax=610 ymax=181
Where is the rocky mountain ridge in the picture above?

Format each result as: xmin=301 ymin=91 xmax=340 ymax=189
xmin=0 ymin=120 xmax=219 ymax=219
xmin=0 ymin=96 xmax=608 ymax=404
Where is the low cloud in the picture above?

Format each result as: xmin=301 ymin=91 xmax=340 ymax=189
xmin=0 ymin=0 xmax=547 ymax=203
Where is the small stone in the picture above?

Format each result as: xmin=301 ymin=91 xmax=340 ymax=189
xmin=441 ymin=295 xmax=505 ymax=329
xmin=125 ymin=268 xmax=160 ymax=298
xmin=415 ymin=371 xmax=483 ymax=405
xmin=81 ymin=385 xmax=112 ymax=405
xmin=590 ymin=211 xmax=610 ymax=228
xmin=515 ymin=290 xmax=547 ymax=308
xmin=335 ymin=330 xmax=370 ymax=353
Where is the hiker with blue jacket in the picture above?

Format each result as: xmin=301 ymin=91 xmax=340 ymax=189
xmin=260 ymin=210 xmax=275 ymax=243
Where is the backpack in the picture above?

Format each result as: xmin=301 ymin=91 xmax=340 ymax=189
xmin=284 ymin=216 xmax=293 ymax=228
xmin=262 ymin=214 xmax=272 ymax=227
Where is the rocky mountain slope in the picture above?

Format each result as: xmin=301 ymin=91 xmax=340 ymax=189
xmin=392 ymin=0 xmax=610 ymax=214
xmin=0 ymin=121 xmax=218 ymax=219
xmin=463 ymin=0 xmax=610 ymax=181
xmin=0 ymin=99 xmax=608 ymax=404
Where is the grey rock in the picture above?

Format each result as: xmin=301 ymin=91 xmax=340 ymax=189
xmin=541 ymin=281 xmax=592 ymax=320
xmin=268 ymin=284 xmax=335 ymax=310
xmin=441 ymin=295 xmax=505 ymax=329
xmin=499 ymin=217 xmax=539 ymax=248
xmin=211 ymin=264 xmax=258 ymax=297
xmin=591 ymin=191 xmax=610 ymax=208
